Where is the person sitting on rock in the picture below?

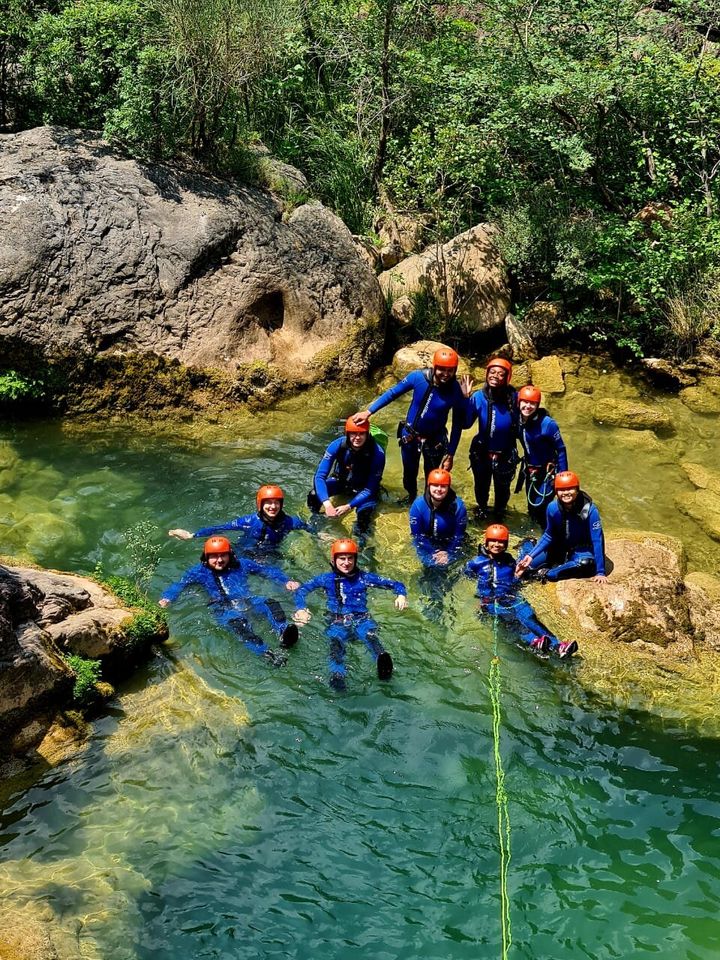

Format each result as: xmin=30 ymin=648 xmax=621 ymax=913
xmin=465 ymin=357 xmax=518 ymax=521
xmin=515 ymin=385 xmax=569 ymax=525
xmin=293 ymin=538 xmax=407 ymax=691
xmin=465 ymin=524 xmax=577 ymax=658
xmin=168 ymin=484 xmax=311 ymax=556
xmin=515 ymin=471 xmax=607 ymax=583
xmin=351 ymin=347 xmax=472 ymax=504
xmin=409 ymin=468 xmax=467 ymax=568
xmin=159 ymin=536 xmax=300 ymax=666
xmin=307 ymin=418 xmax=386 ymax=534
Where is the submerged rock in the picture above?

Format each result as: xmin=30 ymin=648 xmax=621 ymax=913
xmin=675 ymin=489 xmax=720 ymax=541
xmin=592 ymin=397 xmax=674 ymax=433
xmin=681 ymin=462 xmax=720 ymax=496
xmin=679 ymin=383 xmax=720 ymax=415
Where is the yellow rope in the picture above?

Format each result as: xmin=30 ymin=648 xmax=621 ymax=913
xmin=489 ymin=611 xmax=512 ymax=959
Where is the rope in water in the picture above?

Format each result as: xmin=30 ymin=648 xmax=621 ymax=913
xmin=489 ymin=611 xmax=513 ymax=959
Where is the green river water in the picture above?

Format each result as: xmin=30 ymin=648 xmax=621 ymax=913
xmin=2 ymin=357 xmax=720 ymax=959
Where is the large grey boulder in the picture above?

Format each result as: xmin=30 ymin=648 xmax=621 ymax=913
xmin=0 ymin=126 xmax=384 ymax=387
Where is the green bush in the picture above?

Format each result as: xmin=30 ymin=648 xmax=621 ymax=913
xmin=0 ymin=369 xmax=47 ymax=403
xmin=64 ymin=653 xmax=102 ymax=706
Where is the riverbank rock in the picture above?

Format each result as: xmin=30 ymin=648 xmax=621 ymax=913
xmin=0 ymin=563 xmax=167 ymax=754
xmin=379 ymin=224 xmax=510 ymax=332
xmin=528 ymin=355 xmax=565 ymax=394
xmin=685 ymin=573 xmax=720 ymax=651
xmin=592 ymin=397 xmax=674 ymax=433
xmin=679 ymin=381 xmax=720 ymax=415
xmin=641 ymin=357 xmax=697 ymax=391
xmin=520 ymin=301 xmax=565 ymax=350
xmin=391 ymin=341 xmax=470 ymax=379
xmin=0 ymin=126 xmax=384 ymax=409
xmin=505 ymin=313 xmax=538 ymax=361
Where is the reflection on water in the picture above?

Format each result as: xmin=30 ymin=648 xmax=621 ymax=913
xmin=2 ymin=357 xmax=720 ymax=958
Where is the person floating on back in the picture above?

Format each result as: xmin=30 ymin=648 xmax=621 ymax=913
xmin=307 ymin=417 xmax=386 ymax=535
xmin=465 ymin=357 xmax=518 ymax=521
xmin=159 ymin=535 xmax=300 ymax=666
xmin=168 ymin=484 xmax=311 ymax=556
xmin=465 ymin=524 xmax=578 ymax=659
xmin=351 ymin=347 xmax=472 ymax=504
xmin=293 ymin=538 xmax=407 ymax=691
xmin=515 ymin=385 xmax=569 ymax=525
xmin=409 ymin=468 xmax=467 ymax=568
xmin=515 ymin=471 xmax=607 ymax=583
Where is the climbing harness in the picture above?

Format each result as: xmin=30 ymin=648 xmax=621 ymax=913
xmin=489 ymin=601 xmax=513 ymax=960
xmin=526 ymin=464 xmax=555 ymax=509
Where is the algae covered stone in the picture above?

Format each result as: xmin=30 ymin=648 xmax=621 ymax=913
xmin=675 ymin=490 xmax=720 ymax=541
xmin=681 ymin=462 xmax=720 ymax=496
xmin=679 ymin=385 xmax=720 ymax=415
xmin=592 ymin=397 xmax=673 ymax=433
xmin=528 ymin=355 xmax=565 ymax=394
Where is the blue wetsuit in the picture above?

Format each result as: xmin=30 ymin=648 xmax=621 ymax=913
xmin=367 ymin=369 xmax=466 ymax=499
xmin=517 ymin=409 xmax=568 ymax=524
xmin=409 ymin=489 xmax=468 ymax=567
xmin=520 ymin=492 xmax=606 ymax=581
xmin=296 ymin=568 xmax=406 ymax=684
xmin=161 ymin=559 xmax=292 ymax=655
xmin=194 ymin=511 xmax=311 ymax=555
xmin=308 ymin=435 xmax=386 ymax=530
xmin=464 ymin=548 xmax=559 ymax=650
xmin=466 ymin=385 xmax=518 ymax=517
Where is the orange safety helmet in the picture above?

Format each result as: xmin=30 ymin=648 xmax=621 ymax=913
xmin=427 ymin=468 xmax=452 ymax=486
xmin=432 ymin=347 xmax=459 ymax=370
xmin=330 ymin=538 xmax=359 ymax=560
xmin=204 ymin=536 xmax=232 ymax=555
xmin=485 ymin=523 xmax=510 ymax=543
xmin=554 ymin=470 xmax=580 ymax=491
xmin=345 ymin=416 xmax=370 ymax=434
xmin=486 ymin=357 xmax=513 ymax=382
xmin=518 ymin=385 xmax=542 ymax=404
xmin=256 ymin=484 xmax=284 ymax=510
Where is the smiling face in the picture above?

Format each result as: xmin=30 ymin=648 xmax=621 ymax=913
xmin=334 ymin=553 xmax=356 ymax=574
xmin=261 ymin=498 xmax=282 ymax=519
xmin=433 ymin=366 xmax=456 ymax=386
xmin=486 ymin=365 xmax=509 ymax=389
xmin=556 ymin=486 xmax=579 ymax=508
xmin=206 ymin=552 xmax=231 ymax=571
xmin=519 ymin=399 xmax=539 ymax=419
xmin=428 ymin=482 xmax=449 ymax=504
xmin=485 ymin=538 xmax=507 ymax=556
xmin=347 ymin=432 xmax=368 ymax=449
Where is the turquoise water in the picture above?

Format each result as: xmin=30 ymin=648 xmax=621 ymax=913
xmin=2 ymin=375 xmax=720 ymax=958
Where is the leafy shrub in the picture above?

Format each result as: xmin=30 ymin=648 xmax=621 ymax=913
xmin=0 ymin=370 xmax=47 ymax=403
xmin=64 ymin=653 xmax=102 ymax=705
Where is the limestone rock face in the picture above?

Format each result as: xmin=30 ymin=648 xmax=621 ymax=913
xmin=528 ymin=355 xmax=565 ymax=395
xmin=592 ymin=397 xmax=674 ymax=432
xmin=0 ymin=126 xmax=384 ymax=386
xmin=391 ymin=341 xmax=470 ymax=379
xmin=379 ymin=224 xmax=510 ymax=332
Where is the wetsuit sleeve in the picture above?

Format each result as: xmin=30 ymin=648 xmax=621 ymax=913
xmin=160 ymin=565 xmax=203 ymax=603
xmin=314 ymin=438 xmax=341 ymax=504
xmin=588 ymin=506 xmax=606 ymax=575
xmin=290 ymin=515 xmax=312 ymax=532
xmin=244 ymin=557 xmax=290 ymax=587
xmin=193 ymin=515 xmax=253 ymax=537
xmin=546 ymin=417 xmax=568 ymax=472
xmin=409 ymin=500 xmax=435 ymax=566
xmin=362 ymin=572 xmax=407 ymax=596
xmin=448 ymin=499 xmax=468 ymax=555
xmin=295 ymin=575 xmax=325 ymax=609
xmin=367 ymin=373 xmax=416 ymax=414
xmin=463 ymin=557 xmax=483 ymax=578
xmin=348 ymin=445 xmax=385 ymax=510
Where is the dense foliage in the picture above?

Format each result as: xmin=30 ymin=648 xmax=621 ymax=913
xmin=2 ymin=0 xmax=719 ymax=354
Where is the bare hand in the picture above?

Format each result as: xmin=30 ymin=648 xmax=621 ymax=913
xmin=324 ymin=501 xmax=338 ymax=518
xmin=158 ymin=598 xmax=171 ymax=608
xmin=459 ymin=374 xmax=474 ymax=398
xmin=352 ymin=410 xmax=371 ymax=425
xmin=515 ymin=556 xmax=532 ymax=578
xmin=335 ymin=504 xmax=352 ymax=517
xmin=441 ymin=455 xmax=453 ymax=471
xmin=591 ymin=574 xmax=608 ymax=583
xmin=294 ymin=608 xmax=312 ymax=624
xmin=286 ymin=580 xmax=300 ymax=591
xmin=432 ymin=550 xmax=450 ymax=565
xmin=169 ymin=528 xmax=193 ymax=540
xmin=395 ymin=595 xmax=408 ymax=611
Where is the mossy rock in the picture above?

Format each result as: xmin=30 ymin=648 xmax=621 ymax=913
xmin=0 ymin=441 xmax=19 ymax=472
xmin=528 ymin=355 xmax=565 ymax=394
xmin=23 ymin=465 xmax=65 ymax=499
xmin=5 ymin=513 xmax=83 ymax=559
xmin=592 ymin=397 xmax=674 ymax=433
xmin=679 ymin=385 xmax=720 ymax=415
xmin=675 ymin=490 xmax=720 ymax=542
xmin=681 ymin=462 xmax=720 ymax=497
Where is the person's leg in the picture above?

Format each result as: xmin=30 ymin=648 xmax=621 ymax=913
xmin=249 ymin=596 xmax=298 ymax=648
xmin=491 ymin=454 xmax=517 ymax=519
xmin=511 ymin=597 xmax=559 ymax=650
xmin=400 ymin=440 xmax=422 ymax=501
xmin=469 ymin=440 xmax=492 ymax=515
xmin=526 ymin=471 xmax=555 ymax=525
xmin=421 ymin=436 xmax=447 ymax=479
xmin=353 ymin=498 xmax=378 ymax=545
xmin=307 ymin=479 xmax=342 ymax=512
xmin=545 ymin=550 xmax=595 ymax=582
xmin=215 ymin=606 xmax=277 ymax=658
xmin=326 ymin=621 xmax=350 ymax=690
xmin=357 ymin=618 xmax=393 ymax=680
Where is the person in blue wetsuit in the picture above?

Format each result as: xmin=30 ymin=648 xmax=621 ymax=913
xmin=159 ymin=536 xmax=301 ymax=666
xmin=409 ymin=468 xmax=467 ymax=568
xmin=293 ymin=538 xmax=408 ymax=690
xmin=465 ymin=524 xmax=578 ymax=659
xmin=515 ymin=471 xmax=607 ymax=584
xmin=515 ymin=385 xmax=569 ymax=525
xmin=352 ymin=346 xmax=472 ymax=503
xmin=307 ymin=418 xmax=386 ymax=533
xmin=168 ymin=484 xmax=311 ymax=556
xmin=465 ymin=357 xmax=518 ymax=521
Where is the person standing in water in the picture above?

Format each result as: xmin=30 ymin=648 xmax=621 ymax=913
xmin=515 ymin=385 xmax=569 ymax=525
xmin=465 ymin=524 xmax=578 ymax=659
xmin=159 ymin=536 xmax=300 ymax=666
xmin=293 ymin=538 xmax=407 ymax=691
xmin=169 ymin=484 xmax=311 ymax=556
xmin=351 ymin=347 xmax=472 ymax=503
xmin=409 ymin=468 xmax=467 ymax=568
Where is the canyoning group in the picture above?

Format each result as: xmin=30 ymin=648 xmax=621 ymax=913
xmin=160 ymin=350 xmax=607 ymax=690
